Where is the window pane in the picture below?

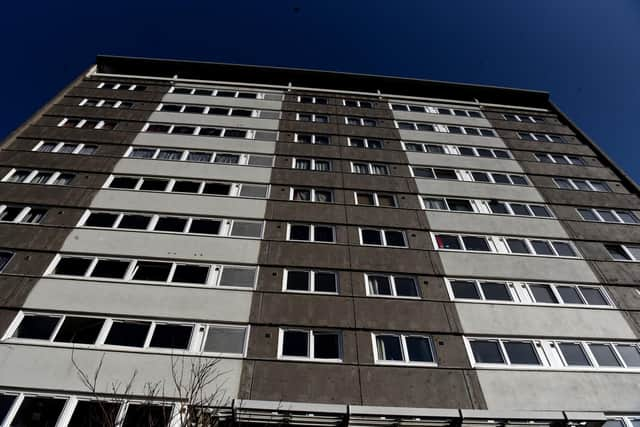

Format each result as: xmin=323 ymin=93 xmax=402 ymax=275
xmin=315 ymin=272 xmax=337 ymax=293
xmin=15 ymin=208 xmax=43 ymax=224
xmin=492 ymin=174 xmax=510 ymax=184
xmin=173 ymin=181 xmax=201 ymax=193
xmin=282 ymin=330 xmax=308 ymax=357
xmin=606 ymin=244 xmax=632 ymax=260
xmin=362 ymin=229 xmax=382 ymax=245
xmin=54 ymin=316 xmax=104 ymax=344
xmin=573 ymin=180 xmax=591 ymax=191
xmin=559 ymin=343 xmax=591 ymax=366
xmin=470 ymin=340 xmax=504 ymax=363
xmin=132 ymin=261 xmax=171 ymax=281
xmin=436 ymin=234 xmax=461 ymax=250
xmin=555 ymin=178 xmax=573 ymax=189
xmin=413 ymin=167 xmax=434 ymax=178
xmin=189 ymin=219 xmax=221 ymax=235
xmin=530 ymin=205 xmax=552 ymax=217
xmin=504 ymin=341 xmax=540 ymax=365
xmin=357 ymin=193 xmax=375 ymax=205
xmin=140 ymin=178 xmax=168 ymax=191
xmin=506 ymin=239 xmax=530 ymax=254
xmin=369 ymin=275 xmax=392 ymax=295
xmin=219 ymin=267 xmax=255 ymax=288
xmin=155 ymin=216 xmax=188 ymax=232
xmin=406 ymin=337 xmax=434 ymax=362
xmin=590 ymin=181 xmax=610 ymax=192
xmin=204 ymin=326 xmax=246 ymax=354
xmin=12 ymin=396 xmax=66 ymax=427
xmin=462 ymin=236 xmax=490 ymax=251
xmin=557 ymin=286 xmax=584 ymax=304
xmin=314 ymin=226 xmax=334 ymax=242
xmin=450 ymin=280 xmax=480 ymax=299
xmin=105 ymin=321 xmax=151 ymax=347
xmin=395 ymin=277 xmax=418 ymax=297
xmin=472 ymin=172 xmax=490 ymax=182
xmin=231 ymin=221 xmax=263 ymax=238
xmin=91 ymin=259 xmax=130 ymax=279
xmin=69 ymin=400 xmax=121 ymax=427
xmin=376 ymin=335 xmax=403 ymax=361
xmin=293 ymin=189 xmax=311 ymax=201
xmin=530 ymin=284 xmax=558 ymax=303
xmin=510 ymin=204 xmax=531 ymax=216
xmin=597 ymin=210 xmax=618 ymax=222
xmin=122 ymin=404 xmax=172 ymax=427
xmin=130 ymin=148 xmax=155 ymax=158
xmin=118 ymin=214 xmax=151 ymax=230
xmin=314 ymin=332 xmax=340 ymax=359
xmin=552 ymin=242 xmax=576 ymax=257
xmin=384 ymin=231 xmax=406 ymax=247
xmin=172 ymin=264 xmax=210 ymax=284
xmin=447 ymin=199 xmax=473 ymax=212
xmin=149 ymin=324 xmax=192 ymax=349
xmin=434 ymin=169 xmax=458 ymax=180
xmin=188 ymin=152 xmax=212 ymax=162
xmin=531 ymin=240 xmax=554 ymax=255
xmin=578 ymin=209 xmax=598 ymax=221
xmin=589 ymin=343 xmax=622 ymax=367
xmin=287 ymin=271 xmax=310 ymax=291
xmin=203 ymin=182 xmax=231 ymax=195
xmin=459 ymin=147 xmax=475 ymax=156
xmin=377 ymin=195 xmax=395 ymax=207
xmin=0 ymin=206 xmax=22 ymax=221
xmin=489 ymin=201 xmax=509 ymax=214
xmin=580 ymin=287 xmax=608 ymax=305
xmin=480 ymin=282 xmax=512 ymax=301
xmin=14 ymin=314 xmax=60 ymax=339
xmin=616 ymin=345 xmax=640 ymax=367
xmin=617 ymin=211 xmax=639 ymax=224
xmin=424 ymin=198 xmax=447 ymax=210
xmin=55 ymin=257 xmax=92 ymax=276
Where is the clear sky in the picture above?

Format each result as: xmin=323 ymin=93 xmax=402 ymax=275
xmin=1 ymin=0 xmax=638 ymax=181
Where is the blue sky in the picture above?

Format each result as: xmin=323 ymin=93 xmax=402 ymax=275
xmin=1 ymin=0 xmax=639 ymax=181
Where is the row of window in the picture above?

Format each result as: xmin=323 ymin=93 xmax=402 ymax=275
xmin=0 ymin=392 xmax=174 ymax=427
xmin=4 ymin=312 xmax=248 ymax=355
xmin=578 ymin=208 xmax=639 ymax=224
xmin=433 ymin=233 xmax=578 ymax=258
xmin=534 ymin=152 xmax=585 ymax=165
xmin=422 ymin=196 xmax=553 ymax=217
xmin=79 ymin=98 xmax=133 ymax=109
xmin=503 ymin=113 xmax=547 ymax=123
xmin=554 ymin=177 xmax=610 ymax=192
xmin=0 ymin=205 xmax=47 ymax=224
xmin=105 ymin=175 xmax=270 ymax=199
xmin=403 ymin=142 xmax=511 ymax=159
xmin=169 ymin=86 xmax=279 ymax=100
xmin=2 ymin=169 xmax=75 ymax=186
xmin=397 ymin=121 xmax=497 ymax=137
xmin=126 ymin=146 xmax=273 ymax=167
xmin=390 ymin=103 xmax=483 ymax=118
xmin=518 ymin=132 xmax=565 ymax=143
xmin=57 ymin=118 xmax=118 ymax=130
xmin=33 ymin=140 xmax=97 ymax=155
xmin=157 ymin=102 xmax=280 ymax=120
xmin=298 ymin=96 xmax=375 ymax=109
xmin=142 ymin=122 xmax=277 ymax=141
xmin=447 ymin=278 xmax=612 ymax=307
xmin=79 ymin=210 xmax=264 ymax=238
xmin=97 ymin=82 xmax=145 ymax=91
xmin=606 ymin=244 xmax=640 ymax=262
xmin=412 ymin=166 xmax=529 ymax=186
xmin=467 ymin=337 xmax=640 ymax=370
xmin=47 ymin=255 xmax=257 ymax=288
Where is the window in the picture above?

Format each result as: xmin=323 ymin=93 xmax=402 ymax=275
xmin=518 ymin=132 xmax=565 ymax=143
xmin=57 ymin=118 xmax=118 ymax=130
xmin=351 ymin=162 xmax=390 ymax=175
xmin=348 ymin=137 xmax=383 ymax=149
xmin=125 ymin=146 xmax=272 ymax=168
xmin=34 ymin=141 xmax=97 ymax=155
xmin=449 ymin=279 xmax=512 ymax=302
xmin=297 ymin=113 xmax=329 ymax=123
xmin=290 ymin=187 xmax=333 ymax=203
xmin=503 ymin=113 xmax=546 ymax=123
xmin=396 ymin=121 xmax=495 ymax=136
xmin=0 ymin=205 xmax=47 ymax=224
xmin=98 ymin=82 xmax=145 ymax=91
xmin=287 ymin=224 xmax=335 ymax=243
xmin=0 ymin=251 xmax=13 ymax=272
xmin=279 ymin=329 xmax=342 ymax=361
xmin=354 ymin=192 xmax=397 ymax=207
xmin=403 ymin=142 xmax=510 ymax=159
xmin=373 ymin=333 xmax=435 ymax=365
xmin=293 ymin=158 xmax=332 ymax=171
xmin=411 ymin=167 xmax=527 ymax=185
xmin=79 ymin=98 xmax=134 ymax=109
xmin=553 ymin=177 xmax=610 ymax=192
xmin=344 ymin=99 xmax=373 ymax=108
xmin=420 ymin=196 xmax=552 ymax=218
xmin=345 ymin=117 xmax=377 ymax=127
xmin=366 ymin=274 xmax=419 ymax=298
xmin=390 ymin=103 xmax=482 ymax=118
xmin=284 ymin=269 xmax=338 ymax=293
xmin=142 ymin=122 xmax=276 ymax=141
xmin=534 ymin=152 xmax=585 ymax=165
xmin=295 ymin=133 xmax=330 ymax=144
xmin=2 ymin=169 xmax=75 ymax=186
xmin=606 ymin=244 xmax=640 ymax=261
xmin=578 ymin=208 xmax=638 ymax=224
xmin=360 ymin=228 xmax=406 ymax=247
xmin=298 ymin=95 xmax=327 ymax=104
xmin=469 ymin=339 xmax=540 ymax=366
xmin=433 ymin=233 xmax=579 ymax=258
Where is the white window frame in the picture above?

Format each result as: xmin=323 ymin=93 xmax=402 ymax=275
xmin=503 ymin=113 xmax=545 ymax=123
xmin=156 ymin=103 xmax=261 ymax=118
xmin=465 ymin=337 xmax=544 ymax=369
xmin=350 ymin=162 xmax=390 ymax=175
xmin=534 ymin=152 xmax=584 ymax=165
xmin=344 ymin=116 xmax=377 ymax=127
xmin=297 ymin=95 xmax=327 ymax=104
xmin=97 ymin=82 xmax=140 ymax=91
xmin=289 ymin=187 xmax=334 ymax=203
xmin=124 ymin=146 xmax=272 ymax=168
xmin=348 ymin=137 xmax=383 ymax=149
xmin=282 ymin=269 xmax=339 ymax=295
xmin=169 ymin=86 xmax=267 ymax=100
xmin=291 ymin=157 xmax=332 ymax=172
xmin=277 ymin=328 xmax=343 ymax=362
xmin=296 ymin=113 xmax=328 ymax=123
xmin=33 ymin=140 xmax=97 ymax=155
xmin=553 ymin=177 xmax=610 ymax=192
xmin=359 ymin=228 xmax=407 ymax=247
xmin=1 ymin=169 xmax=74 ymax=186
xmin=78 ymin=98 xmax=131 ymax=109
xmin=0 ymin=205 xmax=47 ymax=224
xmin=606 ymin=243 xmax=640 ymax=262
xmin=419 ymin=195 xmax=554 ymax=219
xmin=343 ymin=99 xmax=374 ymax=108
xmin=354 ymin=191 xmax=397 ymax=208
xmin=286 ymin=223 xmax=336 ymax=243
xmin=371 ymin=333 xmax=437 ymax=366
xmin=365 ymin=273 xmax=420 ymax=299
xmin=294 ymin=133 xmax=330 ymax=144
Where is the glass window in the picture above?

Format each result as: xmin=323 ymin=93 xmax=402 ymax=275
xmin=510 ymin=175 xmax=528 ymax=185
xmin=149 ymin=324 xmax=192 ymax=349
xmin=597 ymin=210 xmax=618 ymax=222
xmin=506 ymin=238 xmax=531 ymax=254
xmin=384 ymin=230 xmax=406 ymax=247
xmin=69 ymin=400 xmax=121 ymax=427
xmin=282 ymin=330 xmax=308 ymax=357
xmin=109 ymin=177 xmax=138 ymax=189
xmin=480 ymin=282 xmax=512 ymax=301
xmin=606 ymin=244 xmax=632 ymax=261
xmin=91 ymin=259 xmax=130 ymax=279
xmin=132 ymin=261 xmax=171 ymax=281
xmin=413 ymin=167 xmax=434 ymax=178
xmin=590 ymin=181 xmax=610 ymax=192
xmin=289 ymin=225 xmax=310 ymax=241
xmin=54 ymin=257 xmax=92 ymax=276
xmin=362 ymin=229 xmax=382 ymax=245
xmin=395 ymin=277 xmax=418 ymax=297
xmin=530 ymin=205 xmax=552 ymax=217
xmin=376 ymin=335 xmax=403 ymax=361
xmin=489 ymin=201 xmax=509 ymax=214
xmin=377 ymin=194 xmax=396 ymax=207
xmin=434 ymin=169 xmax=458 ymax=180
xmin=552 ymin=242 xmax=576 ymax=257
xmin=470 ymin=340 xmax=504 ymax=363
xmin=580 ymin=287 xmax=609 ymax=305
xmin=172 ymin=264 xmax=209 ymax=284
xmin=188 ymin=152 xmax=212 ymax=162
xmin=447 ymin=199 xmax=473 ymax=212
xmin=436 ymin=234 xmax=461 ymax=250
xmin=616 ymin=344 xmax=640 ymax=367
xmin=122 ymin=404 xmax=172 ymax=427
xmin=406 ymin=336 xmax=434 ymax=362
xmin=578 ymin=209 xmax=599 ymax=221
xmin=11 ymin=396 xmax=66 ymax=426
xmin=458 ymin=147 xmax=475 ymax=156
xmin=589 ymin=343 xmax=622 ymax=367
xmin=314 ymin=226 xmax=334 ymax=242
xmin=14 ymin=314 xmax=60 ymax=339
xmin=155 ymin=216 xmax=188 ymax=232
xmin=424 ymin=198 xmax=447 ymax=210
xmin=617 ymin=211 xmax=639 ymax=224
xmin=286 ymin=270 xmax=309 ymax=291
xmin=314 ymin=332 xmax=340 ymax=358
xmin=504 ymin=341 xmax=540 ymax=364
xmin=450 ymin=280 xmax=480 ymax=299
xmin=140 ymin=178 xmax=168 ymax=191
xmin=356 ymin=192 xmax=375 ymax=205
xmin=555 ymin=178 xmax=573 ymax=189
xmin=105 ymin=321 xmax=151 ymax=347
xmin=559 ymin=342 xmax=591 ymax=366
xmin=472 ymin=171 xmax=490 ymax=182
xmin=462 ymin=236 xmax=490 ymax=251
xmin=491 ymin=174 xmax=510 ymax=184
xmin=204 ymin=326 xmax=246 ymax=354
xmin=368 ymin=275 xmax=392 ymax=295
xmin=557 ymin=286 xmax=584 ymax=304
xmin=118 ymin=214 xmax=151 ymax=230
xmin=530 ymin=284 xmax=558 ymax=303
xmin=531 ymin=240 xmax=555 ymax=256
xmin=20 ymin=208 xmax=46 ymax=224
xmin=315 ymin=272 xmax=337 ymax=293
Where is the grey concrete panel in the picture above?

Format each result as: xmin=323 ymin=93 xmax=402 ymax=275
xmin=425 ymin=211 xmax=569 ymax=238
xmin=149 ymin=111 xmax=280 ymax=130
xmin=261 ymin=241 xmax=351 ymax=270
xmin=130 ymin=132 xmax=276 ymax=154
xmin=520 ymin=163 xmax=618 ymax=181
xmin=346 ymin=206 xmax=423 ymax=229
xmin=24 ymin=278 xmax=253 ymax=322
xmin=113 ymin=158 xmax=272 ymax=183
xmin=456 ymin=303 xmax=637 ymax=339
xmin=354 ymin=299 xmax=455 ymax=333
xmin=349 ymin=247 xmax=436 ymax=275
xmin=437 ymin=252 xmax=599 ymax=283
xmin=476 ymin=370 xmax=640 ymax=411
xmin=407 ymin=152 xmax=525 ymax=173
xmin=0 ymin=345 xmax=243 ymax=399
xmin=60 ymin=228 xmax=262 ymax=264
xmin=399 ymin=130 xmax=507 ymax=148
xmin=256 ymin=293 xmax=356 ymax=328
xmin=90 ymin=190 xmax=267 ymax=218
xmin=563 ymin=220 xmax=640 ymax=244
xmin=591 ymin=261 xmax=640 ymax=285
xmin=416 ymin=180 xmax=546 ymax=202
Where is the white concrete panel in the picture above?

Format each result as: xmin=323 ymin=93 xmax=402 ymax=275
xmin=425 ymin=211 xmax=569 ymax=238
xmin=0 ymin=345 xmax=243 ymax=399
xmin=131 ymin=132 xmax=276 ymax=154
xmin=164 ymin=93 xmax=282 ymax=110
xmin=407 ymin=152 xmax=524 ymax=173
xmin=456 ymin=303 xmax=636 ymax=339
xmin=61 ymin=228 xmax=261 ymax=264
xmin=149 ymin=111 xmax=279 ymax=130
xmin=399 ymin=130 xmax=506 ymax=148
xmin=113 ymin=159 xmax=271 ymax=183
xmin=24 ymin=278 xmax=253 ymax=322
xmin=416 ymin=180 xmax=545 ymax=203
xmin=477 ymin=370 xmax=640 ymax=411
xmin=90 ymin=190 xmax=267 ymax=218
xmin=392 ymin=111 xmax=492 ymax=127
xmin=437 ymin=252 xmax=599 ymax=283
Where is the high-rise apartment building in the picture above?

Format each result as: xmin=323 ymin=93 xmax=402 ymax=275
xmin=0 ymin=55 xmax=638 ymax=426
